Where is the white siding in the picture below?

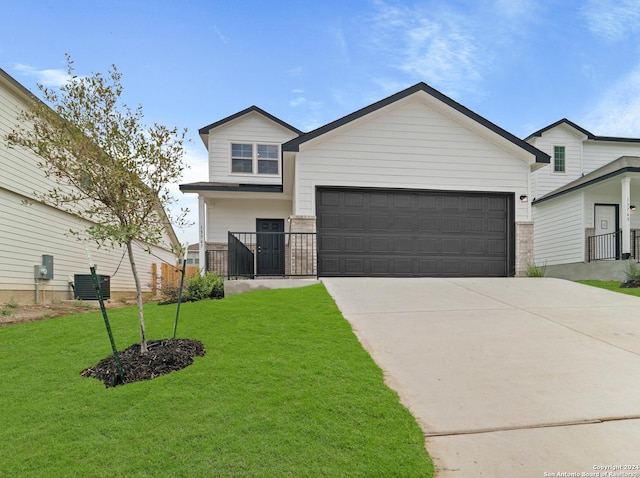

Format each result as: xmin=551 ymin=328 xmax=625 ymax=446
xmin=0 ymin=79 xmax=62 ymax=201
xmin=207 ymin=113 xmax=298 ymax=185
xmin=207 ymin=198 xmax=292 ymax=243
xmin=294 ymin=96 xmax=531 ymax=220
xmin=533 ymin=193 xmax=585 ymax=265
xmin=582 ymin=141 xmax=640 ymax=173
xmin=0 ymin=187 xmax=176 ymax=298
xmin=529 ymin=127 xmax=583 ymax=199
xmin=0 ymin=73 xmax=178 ymax=302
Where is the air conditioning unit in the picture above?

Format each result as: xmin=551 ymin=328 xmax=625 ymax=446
xmin=73 ymin=274 xmax=111 ymax=300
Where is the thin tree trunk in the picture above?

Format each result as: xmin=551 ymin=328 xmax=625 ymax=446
xmin=127 ymin=239 xmax=148 ymax=354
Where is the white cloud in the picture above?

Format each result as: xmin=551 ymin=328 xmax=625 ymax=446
xmin=492 ymin=0 xmax=537 ymax=19
xmin=583 ymin=65 xmax=640 ymax=136
xmin=14 ymin=64 xmax=71 ymax=87
xmin=286 ymin=66 xmax=304 ymax=78
xmin=582 ymin=0 xmax=640 ymax=41
xmin=366 ymin=1 xmax=484 ymax=96
xmin=212 ymin=24 xmax=228 ymax=44
xmin=289 ymin=96 xmax=306 ymax=107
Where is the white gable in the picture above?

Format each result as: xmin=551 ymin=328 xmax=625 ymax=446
xmin=294 ymin=94 xmax=531 ymax=220
xmin=206 ymin=112 xmax=299 ymax=185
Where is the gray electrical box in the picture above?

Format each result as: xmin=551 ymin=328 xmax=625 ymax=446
xmin=41 ymin=255 xmax=54 ymax=280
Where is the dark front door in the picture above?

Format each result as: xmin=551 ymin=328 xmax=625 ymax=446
xmin=256 ymin=219 xmax=285 ymax=275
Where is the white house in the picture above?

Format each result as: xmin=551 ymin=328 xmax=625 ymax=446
xmin=181 ymin=83 xmax=549 ymax=278
xmin=0 ymin=67 xmax=180 ymax=304
xmin=527 ymin=119 xmax=640 ymax=276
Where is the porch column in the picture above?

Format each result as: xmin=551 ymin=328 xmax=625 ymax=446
xmin=198 ymin=196 xmax=206 ymax=275
xmin=622 ymin=176 xmax=631 ymax=259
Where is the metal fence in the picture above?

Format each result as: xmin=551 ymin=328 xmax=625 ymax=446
xmin=205 ymin=249 xmax=228 ymax=276
xmin=227 ymin=231 xmax=317 ymax=279
xmin=587 ymin=230 xmax=621 ymax=261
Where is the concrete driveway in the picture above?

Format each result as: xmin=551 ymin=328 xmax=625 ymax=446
xmin=322 ymin=278 xmax=640 ymax=477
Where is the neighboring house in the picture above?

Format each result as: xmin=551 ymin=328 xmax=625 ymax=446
xmin=0 ymin=67 xmax=180 ymax=304
xmin=181 ymin=83 xmax=549 ymax=278
xmin=526 ymin=119 xmax=640 ymax=273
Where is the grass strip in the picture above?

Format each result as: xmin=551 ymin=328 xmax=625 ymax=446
xmin=576 ymin=280 xmax=640 ymax=297
xmin=0 ymin=284 xmax=433 ymax=477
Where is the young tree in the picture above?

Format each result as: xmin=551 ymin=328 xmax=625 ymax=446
xmin=6 ymin=56 xmax=188 ymax=353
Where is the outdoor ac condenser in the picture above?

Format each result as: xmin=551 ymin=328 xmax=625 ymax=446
xmin=73 ymin=274 xmax=111 ymax=300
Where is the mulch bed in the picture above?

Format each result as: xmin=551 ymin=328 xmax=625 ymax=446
xmin=621 ymin=280 xmax=640 ymax=288
xmin=81 ymin=338 xmax=206 ymax=388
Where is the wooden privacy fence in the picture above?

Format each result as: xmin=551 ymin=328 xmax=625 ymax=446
xmin=151 ymin=263 xmax=199 ymax=296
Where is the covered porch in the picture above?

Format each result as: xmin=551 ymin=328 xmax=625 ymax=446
xmin=535 ymin=156 xmax=640 ymax=264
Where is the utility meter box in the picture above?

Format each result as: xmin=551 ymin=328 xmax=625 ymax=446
xmin=41 ymin=255 xmax=54 ymax=280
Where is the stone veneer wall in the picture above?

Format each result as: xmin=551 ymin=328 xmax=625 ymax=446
xmin=515 ymin=222 xmax=534 ymax=277
xmin=288 ymin=216 xmax=317 ymax=277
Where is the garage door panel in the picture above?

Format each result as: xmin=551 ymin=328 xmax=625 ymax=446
xmin=345 ymin=258 xmax=364 ymax=274
xmin=345 ymin=192 xmax=365 ymax=207
xmin=371 ymin=237 xmax=390 ymax=252
xmin=370 ymin=259 xmax=390 ymax=274
xmin=344 ymin=236 xmax=365 ymax=251
xmin=319 ymin=213 xmax=341 ymax=229
xmin=344 ymin=214 xmax=366 ymax=229
xmin=370 ymin=193 xmax=389 ymax=208
xmin=394 ymin=237 xmax=415 ymax=253
xmin=394 ymin=194 xmax=413 ymax=208
xmin=394 ymin=215 xmax=415 ymax=231
xmin=441 ymin=260 xmax=462 ymax=275
xmin=417 ymin=238 xmax=439 ymax=253
xmin=465 ymin=217 xmax=485 ymax=232
xmin=442 ymin=217 xmax=461 ymax=232
xmin=488 ymin=239 xmax=506 ymax=254
xmin=319 ymin=235 xmax=341 ymax=252
xmin=487 ymin=218 xmax=506 ymax=232
xmin=442 ymin=196 xmax=460 ymax=209
xmin=317 ymin=188 xmax=513 ymax=277
xmin=419 ymin=217 xmax=440 ymax=231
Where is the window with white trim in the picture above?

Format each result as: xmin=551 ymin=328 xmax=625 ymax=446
xmin=553 ymin=145 xmax=565 ymax=173
xmin=230 ymin=143 xmax=280 ymax=175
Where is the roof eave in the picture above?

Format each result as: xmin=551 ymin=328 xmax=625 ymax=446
xmin=283 ymin=82 xmax=550 ymax=164
xmin=198 ymin=106 xmax=303 ymax=136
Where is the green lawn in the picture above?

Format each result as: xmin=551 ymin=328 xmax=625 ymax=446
xmin=577 ymin=280 xmax=640 ymax=297
xmin=0 ymin=284 xmax=433 ymax=477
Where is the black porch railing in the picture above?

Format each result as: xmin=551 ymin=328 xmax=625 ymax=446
xmin=227 ymin=231 xmax=317 ymax=279
xmin=587 ymin=230 xmax=640 ymax=262
xmin=587 ymin=230 xmax=621 ymax=261
xmin=205 ymin=249 xmax=228 ymax=276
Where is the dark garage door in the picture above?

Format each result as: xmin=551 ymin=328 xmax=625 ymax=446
xmin=316 ymin=187 xmax=514 ymax=277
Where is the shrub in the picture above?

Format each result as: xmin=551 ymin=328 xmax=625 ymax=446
xmin=621 ymin=261 xmax=640 ymax=288
xmin=160 ymin=272 xmax=224 ymax=304
xmin=5 ymin=298 xmax=18 ymax=309
xmin=526 ymin=262 xmax=547 ymax=277
xmin=184 ymin=272 xmax=225 ymax=301
xmin=158 ymin=277 xmax=184 ymax=304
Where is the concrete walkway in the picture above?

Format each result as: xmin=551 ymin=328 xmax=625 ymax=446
xmin=322 ymin=278 xmax=640 ymax=476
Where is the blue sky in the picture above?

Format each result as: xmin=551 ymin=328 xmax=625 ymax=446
xmin=3 ymin=0 xmax=640 ymax=245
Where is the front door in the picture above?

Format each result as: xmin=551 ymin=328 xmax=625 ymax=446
xmin=594 ymin=204 xmax=619 ymax=260
xmin=256 ymin=219 xmax=285 ymax=275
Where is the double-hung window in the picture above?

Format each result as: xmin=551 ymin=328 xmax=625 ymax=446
xmin=230 ymin=143 xmax=279 ymax=175
xmin=231 ymin=143 xmax=254 ymax=173
xmin=553 ymin=146 xmax=565 ymax=173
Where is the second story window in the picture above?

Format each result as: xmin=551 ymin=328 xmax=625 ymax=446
xmin=231 ymin=143 xmax=254 ymax=173
xmin=230 ymin=143 xmax=280 ymax=175
xmin=553 ymin=146 xmax=565 ymax=173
